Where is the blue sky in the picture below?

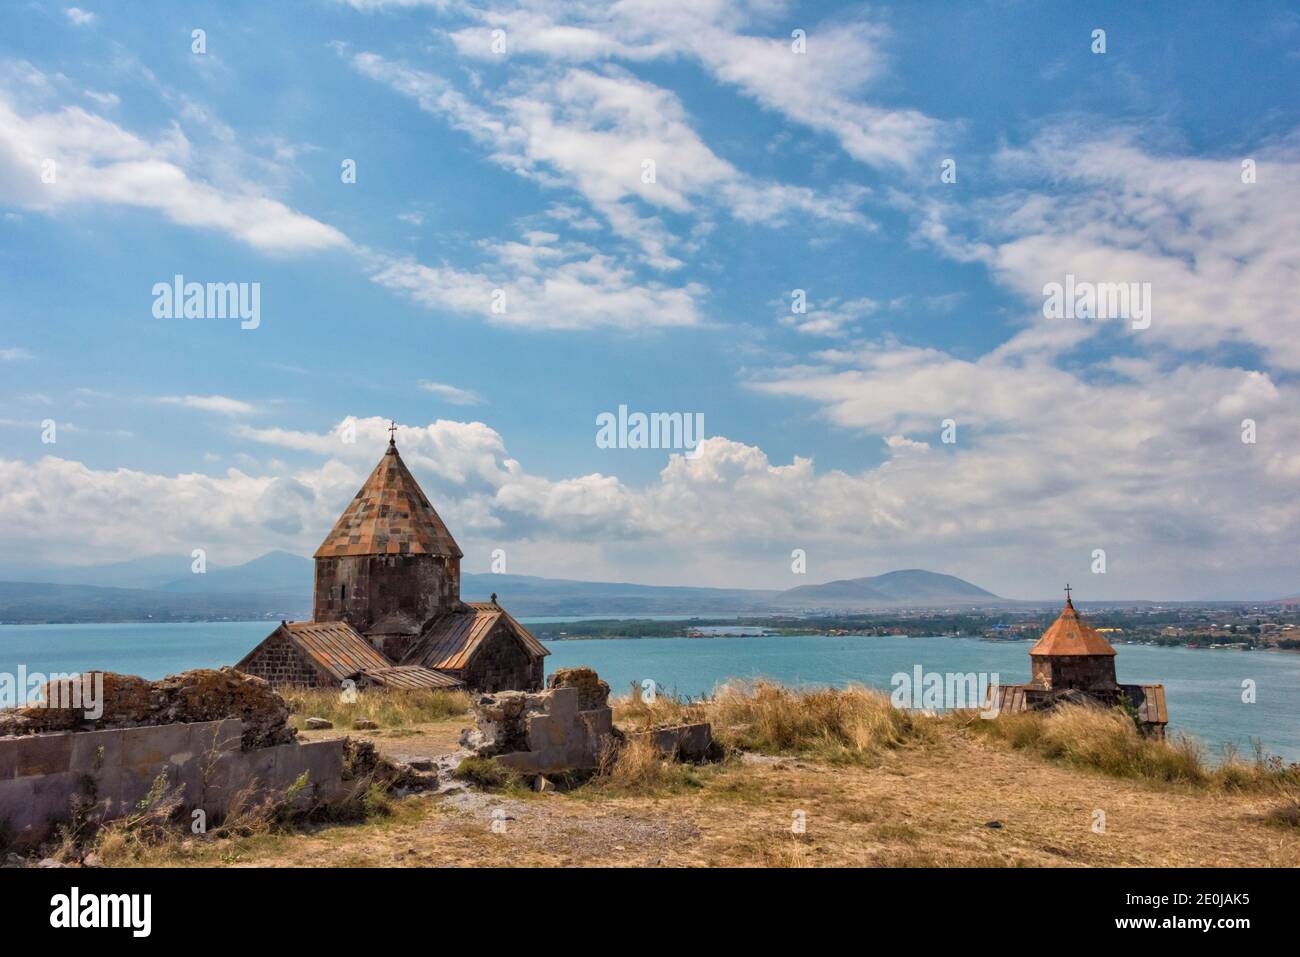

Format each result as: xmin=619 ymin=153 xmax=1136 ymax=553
xmin=1 ymin=0 xmax=1298 ymax=599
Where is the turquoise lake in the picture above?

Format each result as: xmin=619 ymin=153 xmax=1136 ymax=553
xmin=1 ymin=621 xmax=1296 ymax=761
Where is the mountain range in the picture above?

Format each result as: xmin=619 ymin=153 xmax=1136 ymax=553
xmin=0 ymin=552 xmax=1016 ymax=623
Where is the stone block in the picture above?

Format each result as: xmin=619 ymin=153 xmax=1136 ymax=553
xmin=121 ymin=722 xmax=193 ymax=771
xmin=634 ymin=723 xmax=714 ymax=762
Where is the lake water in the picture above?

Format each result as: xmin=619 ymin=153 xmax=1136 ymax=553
xmin=2 ymin=621 xmax=1297 ymax=761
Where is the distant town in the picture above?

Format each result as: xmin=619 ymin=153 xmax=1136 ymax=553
xmin=531 ymin=603 xmax=1300 ymax=651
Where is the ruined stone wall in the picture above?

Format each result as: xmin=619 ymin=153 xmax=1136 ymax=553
xmin=313 ymin=554 xmax=460 ymax=632
xmin=240 ymin=633 xmax=325 ymax=687
xmin=460 ymin=625 xmax=543 ymax=692
xmin=0 ymin=720 xmax=345 ymax=847
xmin=462 ymin=685 xmax=613 ymax=774
xmin=1031 ymin=654 xmax=1117 ymax=691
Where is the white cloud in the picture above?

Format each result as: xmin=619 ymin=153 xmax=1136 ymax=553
xmin=907 ymin=127 xmax=1300 ymax=370
xmin=0 ymin=347 xmax=33 ymax=360
xmin=0 ymin=65 xmax=347 ymax=254
xmin=6 ymin=396 xmax=1300 ymax=598
xmin=154 ymin=395 xmax=258 ymax=416
xmin=419 ymin=380 xmax=485 ymax=405
xmin=364 ymin=232 xmax=705 ymax=330
xmin=440 ymin=1 xmax=941 ymax=170
xmin=83 ymin=90 xmax=119 ymax=107
xmin=347 ymin=51 xmax=868 ymax=269
xmin=780 ymin=295 xmax=880 ymax=337
xmin=64 ymin=8 xmax=96 ymax=27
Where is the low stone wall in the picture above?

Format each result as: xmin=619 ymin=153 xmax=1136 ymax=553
xmin=0 ymin=719 xmax=346 ymax=846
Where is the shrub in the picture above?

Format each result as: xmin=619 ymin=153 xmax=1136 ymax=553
xmin=706 ymin=681 xmax=923 ymax=762
xmin=589 ymin=734 xmax=701 ymax=795
xmin=453 ymin=755 xmax=525 ymax=792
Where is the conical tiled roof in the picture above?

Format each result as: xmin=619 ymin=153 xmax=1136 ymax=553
xmin=314 ymin=440 xmax=463 ymax=559
xmin=1029 ymin=598 xmax=1117 ymax=657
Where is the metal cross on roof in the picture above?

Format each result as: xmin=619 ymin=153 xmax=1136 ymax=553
xmin=1064 ymin=583 xmax=1072 ymax=601
xmin=388 ymin=420 xmax=397 ymax=445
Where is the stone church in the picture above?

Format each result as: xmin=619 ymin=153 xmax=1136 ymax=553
xmin=989 ymin=589 xmax=1168 ymax=737
xmin=236 ymin=434 xmax=548 ymax=692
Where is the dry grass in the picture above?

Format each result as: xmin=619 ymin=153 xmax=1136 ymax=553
xmin=86 ymin=768 xmax=401 ymax=867
xmin=612 ymin=692 xmax=709 ymax=732
xmin=959 ymin=702 xmax=1300 ymax=790
xmin=587 ymin=733 xmax=704 ymax=795
xmin=704 ymin=681 xmax=927 ymax=763
xmin=453 ymin=755 xmax=528 ymax=793
xmin=1265 ymin=795 xmax=1300 ymax=828
xmin=282 ymin=686 xmax=471 ymax=730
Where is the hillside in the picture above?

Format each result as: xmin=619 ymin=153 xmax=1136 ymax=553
xmin=158 ymin=550 xmax=312 ymax=594
xmin=0 ymin=580 xmax=307 ymax=624
xmin=775 ymin=569 xmax=1002 ymax=608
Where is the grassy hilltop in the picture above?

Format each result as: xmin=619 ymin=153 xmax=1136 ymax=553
xmin=54 ymin=684 xmax=1300 ymax=868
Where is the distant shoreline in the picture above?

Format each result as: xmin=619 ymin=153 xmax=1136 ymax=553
xmin=3 ymin=616 xmax=1297 ymax=655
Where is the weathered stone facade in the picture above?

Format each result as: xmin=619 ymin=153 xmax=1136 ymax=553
xmin=237 ymin=632 xmax=324 ymax=687
xmin=1030 ymin=653 xmax=1117 ymax=692
xmin=313 ymin=553 xmax=460 ymax=634
xmin=451 ymin=623 xmax=544 ymax=693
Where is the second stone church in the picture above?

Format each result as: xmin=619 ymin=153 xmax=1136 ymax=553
xmin=236 ymin=434 xmax=548 ymax=692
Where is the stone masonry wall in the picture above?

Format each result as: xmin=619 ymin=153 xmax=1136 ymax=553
xmin=314 ymin=554 xmax=460 ymax=632
xmin=460 ymin=624 xmax=543 ymax=692
xmin=1031 ymin=654 xmax=1118 ymax=692
xmin=240 ymin=633 xmax=326 ymax=687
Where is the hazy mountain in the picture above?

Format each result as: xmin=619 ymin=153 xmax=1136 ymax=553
xmin=0 ymin=554 xmax=196 ymax=590
xmin=460 ymin=572 xmax=778 ymax=615
xmin=0 ymin=552 xmax=1004 ymax=622
xmin=775 ymin=569 xmax=1002 ymax=608
xmin=158 ymin=550 xmax=312 ymax=594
